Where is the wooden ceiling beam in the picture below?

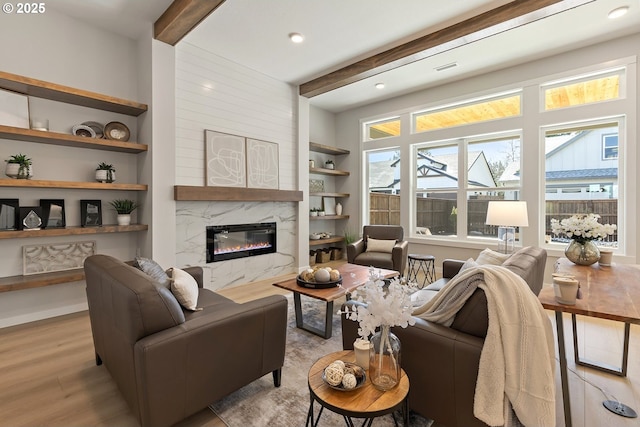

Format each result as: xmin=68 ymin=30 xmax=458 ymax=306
xmin=299 ymin=0 xmax=595 ymax=98
xmin=154 ymin=0 xmax=226 ymax=46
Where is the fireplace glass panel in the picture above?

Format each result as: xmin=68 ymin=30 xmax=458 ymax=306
xmin=207 ymin=222 xmax=276 ymax=263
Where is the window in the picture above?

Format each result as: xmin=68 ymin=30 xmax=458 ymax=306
xmin=365 ymin=118 xmax=401 ymax=140
xmin=544 ymin=120 xmax=620 ymax=247
xmin=413 ymin=92 xmax=521 ymax=133
xmin=366 ymin=149 xmax=401 ymax=225
xmin=542 ymin=69 xmax=622 ymax=111
xmin=413 ymin=134 xmax=522 ymax=239
xmin=602 ymin=134 xmax=618 ymax=159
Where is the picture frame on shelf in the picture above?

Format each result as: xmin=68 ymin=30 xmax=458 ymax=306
xmin=0 ymin=88 xmax=29 ymax=128
xmin=323 ymin=197 xmax=336 ymax=215
xmin=0 ymin=199 xmax=19 ymax=230
xmin=40 ymin=199 xmax=66 ymax=229
xmin=19 ymin=206 xmax=43 ymax=231
xmin=80 ymin=200 xmax=102 ymax=227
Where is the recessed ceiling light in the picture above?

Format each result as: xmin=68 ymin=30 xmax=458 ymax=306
xmin=375 ymin=83 xmax=385 ymax=89
xmin=608 ymin=6 xmax=629 ymax=19
xmin=289 ymin=33 xmax=304 ymax=43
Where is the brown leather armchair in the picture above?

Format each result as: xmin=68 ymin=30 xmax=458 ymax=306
xmin=346 ymin=225 xmax=409 ymax=276
xmin=341 ymin=246 xmax=547 ymax=427
xmin=84 ymin=255 xmax=288 ymax=427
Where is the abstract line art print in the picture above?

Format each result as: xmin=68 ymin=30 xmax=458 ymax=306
xmin=246 ymin=138 xmax=279 ymax=189
xmin=205 ymin=130 xmax=246 ymax=187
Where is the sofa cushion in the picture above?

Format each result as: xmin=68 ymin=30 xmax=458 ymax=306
xmin=366 ymin=237 xmax=396 ymax=253
xmin=169 ymin=267 xmax=202 ymax=311
xmin=135 ymin=256 xmax=170 ymax=287
xmin=354 ymin=251 xmax=394 ymax=270
xmin=475 ymin=248 xmax=511 ymax=266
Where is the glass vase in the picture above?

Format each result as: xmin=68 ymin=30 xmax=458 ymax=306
xmin=369 ymin=325 xmax=401 ymax=391
xmin=565 ymin=239 xmax=600 ymax=266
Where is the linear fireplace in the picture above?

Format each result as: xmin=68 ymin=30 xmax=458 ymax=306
xmin=206 ymin=222 xmax=277 ymax=263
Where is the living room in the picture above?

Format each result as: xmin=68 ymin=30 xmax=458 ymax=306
xmin=0 ymin=1 xmax=639 ymax=426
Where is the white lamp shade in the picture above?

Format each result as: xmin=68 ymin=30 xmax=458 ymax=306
xmin=485 ymin=201 xmax=529 ymax=227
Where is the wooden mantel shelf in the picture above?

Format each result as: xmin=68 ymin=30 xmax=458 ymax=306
xmin=174 ymin=185 xmax=303 ymax=202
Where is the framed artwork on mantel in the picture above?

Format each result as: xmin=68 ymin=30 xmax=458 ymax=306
xmin=246 ymin=138 xmax=279 ymax=189
xmin=205 ymin=130 xmax=246 ymax=188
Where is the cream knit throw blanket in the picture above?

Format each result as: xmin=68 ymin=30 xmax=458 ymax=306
xmin=413 ymin=265 xmax=556 ymax=427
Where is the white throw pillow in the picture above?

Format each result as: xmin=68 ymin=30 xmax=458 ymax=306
xmin=366 ymin=237 xmax=397 ymax=253
xmin=475 ymin=248 xmax=511 ymax=266
xmin=169 ymin=268 xmax=202 ymax=311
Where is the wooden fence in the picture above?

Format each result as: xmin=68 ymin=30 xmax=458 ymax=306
xmin=369 ymin=192 xmax=618 ymax=240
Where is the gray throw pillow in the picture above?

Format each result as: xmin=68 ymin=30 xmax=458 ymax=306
xmin=134 ymin=256 xmax=170 ymax=287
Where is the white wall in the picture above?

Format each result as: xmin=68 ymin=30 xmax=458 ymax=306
xmin=331 ymin=33 xmax=640 ymax=279
xmin=174 ymin=42 xmax=300 ymax=289
xmin=0 ymin=9 xmax=144 ymax=327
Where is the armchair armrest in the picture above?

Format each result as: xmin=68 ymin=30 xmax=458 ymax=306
xmin=392 ymin=240 xmax=409 ymax=276
xmin=133 ymin=295 xmax=287 ymax=427
xmin=442 ymin=259 xmax=465 ymax=279
xmin=347 ymin=238 xmax=365 ymax=263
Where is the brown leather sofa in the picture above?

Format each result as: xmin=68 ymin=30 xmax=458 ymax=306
xmin=84 ymin=254 xmax=288 ymax=427
xmin=341 ymin=246 xmax=547 ymax=427
xmin=346 ymin=225 xmax=409 ymax=276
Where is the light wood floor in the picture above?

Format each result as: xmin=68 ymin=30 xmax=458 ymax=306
xmin=0 ymin=264 xmax=638 ymax=427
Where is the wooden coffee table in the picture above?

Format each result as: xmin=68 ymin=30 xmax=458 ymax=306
xmin=538 ymin=258 xmax=640 ymax=427
xmin=306 ymin=350 xmax=409 ymax=427
xmin=273 ymin=264 xmax=398 ymax=339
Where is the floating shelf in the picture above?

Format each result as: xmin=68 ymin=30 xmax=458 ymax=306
xmin=0 ymin=179 xmax=147 ymax=191
xmin=310 ymin=215 xmax=350 ymax=221
xmin=309 ymin=167 xmax=349 ymax=177
xmin=0 ymin=268 xmax=85 ymax=293
xmin=0 ymin=71 xmax=148 ymax=116
xmin=309 ymin=236 xmax=345 ymax=246
xmin=310 ymin=142 xmax=350 ymax=156
xmin=0 ymin=125 xmax=147 ymax=153
xmin=310 ymin=192 xmax=349 ymax=198
xmin=0 ymin=224 xmax=148 ymax=240
xmin=174 ymin=185 xmax=303 ymax=202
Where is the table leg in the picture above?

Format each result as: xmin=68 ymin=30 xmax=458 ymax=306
xmin=556 ymin=311 xmax=572 ymax=427
xmin=293 ymin=292 xmax=334 ymax=339
xmin=571 ymin=314 xmax=630 ymax=376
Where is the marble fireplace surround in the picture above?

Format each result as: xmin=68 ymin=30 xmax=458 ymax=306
xmin=174 ymin=185 xmax=303 ymax=292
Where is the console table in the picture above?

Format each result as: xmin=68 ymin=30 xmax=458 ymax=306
xmin=538 ymin=258 xmax=640 ymax=426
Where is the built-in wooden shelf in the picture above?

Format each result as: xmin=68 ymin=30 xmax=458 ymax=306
xmin=310 ymin=142 xmax=350 ymax=156
xmin=309 ymin=236 xmax=345 ymax=246
xmin=310 ymin=215 xmax=350 ymax=221
xmin=0 ymin=125 xmax=147 ymax=153
xmin=0 ymin=268 xmax=85 ymax=293
xmin=310 ymin=192 xmax=350 ymax=198
xmin=0 ymin=224 xmax=148 ymax=240
xmin=174 ymin=185 xmax=303 ymax=202
xmin=0 ymin=179 xmax=147 ymax=191
xmin=0 ymin=71 xmax=148 ymax=116
xmin=309 ymin=167 xmax=350 ymax=177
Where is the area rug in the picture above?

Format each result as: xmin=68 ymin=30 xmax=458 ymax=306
xmin=209 ymin=294 xmax=433 ymax=426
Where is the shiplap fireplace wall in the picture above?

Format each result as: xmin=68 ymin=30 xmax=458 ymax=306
xmin=175 ymin=42 xmax=299 ymax=290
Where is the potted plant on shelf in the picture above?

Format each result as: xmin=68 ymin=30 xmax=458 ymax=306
xmin=109 ymin=199 xmax=140 ymax=226
xmin=325 ymin=159 xmax=335 ymax=170
xmin=310 ymin=207 xmax=319 ymax=217
xmin=5 ymin=153 xmax=32 ymax=179
xmin=95 ymin=162 xmax=116 ymax=183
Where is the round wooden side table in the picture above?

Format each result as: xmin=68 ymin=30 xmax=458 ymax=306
xmin=407 ymin=254 xmax=436 ymax=288
xmin=306 ymin=350 xmax=409 ymax=427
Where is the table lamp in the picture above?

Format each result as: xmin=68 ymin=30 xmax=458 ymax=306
xmin=485 ymin=201 xmax=529 ymax=253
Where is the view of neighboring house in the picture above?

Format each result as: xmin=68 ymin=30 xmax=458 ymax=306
xmin=500 ymin=127 xmax=619 ymax=200
xmin=369 ymin=151 xmax=497 ymax=195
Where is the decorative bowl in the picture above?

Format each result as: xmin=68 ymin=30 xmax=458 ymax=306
xmin=296 ymin=274 xmax=341 ymax=289
xmin=322 ymin=362 xmax=366 ymax=391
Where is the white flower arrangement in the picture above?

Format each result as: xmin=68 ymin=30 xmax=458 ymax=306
xmin=550 ymin=213 xmax=617 ymax=244
xmin=341 ymin=267 xmax=417 ymax=339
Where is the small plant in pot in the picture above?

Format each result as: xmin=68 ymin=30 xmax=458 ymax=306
xmin=5 ymin=153 xmax=33 ymax=179
xmin=95 ymin=162 xmax=116 ymax=183
xmin=325 ymin=159 xmax=335 ymax=170
xmin=109 ymin=199 xmax=140 ymax=226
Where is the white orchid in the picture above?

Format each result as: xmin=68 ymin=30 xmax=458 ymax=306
xmin=551 ymin=213 xmax=617 ymax=244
